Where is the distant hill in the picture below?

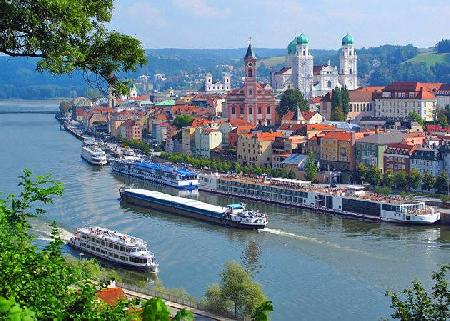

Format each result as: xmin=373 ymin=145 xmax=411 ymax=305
xmin=0 ymin=44 xmax=448 ymax=99
xmin=405 ymin=52 xmax=450 ymax=66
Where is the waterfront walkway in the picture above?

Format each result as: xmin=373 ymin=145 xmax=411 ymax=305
xmin=118 ymin=283 xmax=237 ymax=321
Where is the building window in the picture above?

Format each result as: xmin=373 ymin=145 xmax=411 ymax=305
xmin=249 ymin=107 xmax=253 ymax=114
xmin=240 ymin=106 xmax=244 ymax=114
xmin=248 ymin=69 xmax=253 ymax=77
xmin=349 ymin=68 xmax=353 ymax=74
xmin=327 ymin=80 xmax=332 ymax=88
xmin=258 ymin=107 xmax=262 ymax=114
xmin=267 ymin=106 xmax=270 ymax=114
xmin=249 ymin=89 xmax=253 ymax=95
xmin=231 ymin=106 xmax=235 ymax=114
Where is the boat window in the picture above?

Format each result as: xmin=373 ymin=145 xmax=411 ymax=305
xmin=113 ymin=254 xmax=119 ymax=258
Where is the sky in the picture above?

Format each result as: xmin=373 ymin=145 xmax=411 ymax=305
xmin=111 ymin=0 xmax=450 ymax=49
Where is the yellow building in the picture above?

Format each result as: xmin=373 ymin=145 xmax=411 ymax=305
xmin=237 ymin=132 xmax=282 ymax=167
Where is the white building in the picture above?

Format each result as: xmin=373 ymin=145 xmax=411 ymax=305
xmin=272 ymin=33 xmax=358 ymax=99
xmin=204 ymin=73 xmax=231 ymax=94
xmin=410 ymin=148 xmax=442 ymax=176
xmin=194 ymin=126 xmax=222 ymax=158
xmin=437 ymin=85 xmax=450 ymax=109
xmin=373 ymin=82 xmax=439 ymax=122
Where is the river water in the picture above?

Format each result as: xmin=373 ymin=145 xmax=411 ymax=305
xmin=0 ymin=100 xmax=449 ymax=321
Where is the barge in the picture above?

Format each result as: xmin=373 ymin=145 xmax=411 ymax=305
xmin=119 ymin=188 xmax=268 ymax=229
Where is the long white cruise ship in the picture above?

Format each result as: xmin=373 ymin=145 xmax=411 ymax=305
xmin=81 ymin=145 xmax=107 ymax=165
xmin=199 ymin=174 xmax=440 ymax=224
xmin=69 ymin=226 xmax=159 ymax=272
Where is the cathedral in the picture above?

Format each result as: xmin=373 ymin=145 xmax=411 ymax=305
xmin=272 ymin=33 xmax=358 ymax=98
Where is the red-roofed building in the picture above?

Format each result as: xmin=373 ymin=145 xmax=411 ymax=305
xmin=383 ymin=143 xmax=417 ymax=173
xmin=226 ymin=44 xmax=277 ymax=126
xmin=319 ymin=131 xmax=361 ymax=171
xmin=281 ymin=109 xmax=323 ymax=125
xmin=96 ymin=286 xmax=127 ymax=306
xmin=374 ymin=82 xmax=441 ymax=121
xmin=347 ymin=86 xmax=383 ymax=121
xmin=237 ymin=131 xmax=282 ymax=167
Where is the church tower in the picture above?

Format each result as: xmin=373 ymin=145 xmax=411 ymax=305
xmin=339 ymin=33 xmax=358 ymax=90
xmin=290 ymin=33 xmax=314 ymax=99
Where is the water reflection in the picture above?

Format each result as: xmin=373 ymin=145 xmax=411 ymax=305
xmin=241 ymin=240 xmax=262 ymax=275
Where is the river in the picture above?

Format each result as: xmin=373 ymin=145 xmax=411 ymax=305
xmin=0 ymin=100 xmax=449 ymax=321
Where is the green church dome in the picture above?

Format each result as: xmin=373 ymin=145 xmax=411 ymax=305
xmin=287 ymin=40 xmax=297 ymax=54
xmin=287 ymin=33 xmax=308 ymax=54
xmin=342 ymin=33 xmax=354 ymax=45
xmin=296 ymin=33 xmax=308 ymax=45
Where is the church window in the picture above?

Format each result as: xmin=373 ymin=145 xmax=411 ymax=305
xmin=249 ymin=89 xmax=253 ymax=96
xmin=327 ymin=80 xmax=332 ymax=88
xmin=303 ymin=50 xmax=306 ymax=55
xmin=248 ymin=69 xmax=253 ymax=77
xmin=349 ymin=68 xmax=353 ymax=74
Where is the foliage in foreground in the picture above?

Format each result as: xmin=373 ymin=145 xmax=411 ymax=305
xmin=0 ymin=0 xmax=147 ymax=95
xmin=386 ymin=264 xmax=449 ymax=321
xmin=0 ymin=170 xmax=192 ymax=320
xmin=204 ymin=261 xmax=271 ymax=318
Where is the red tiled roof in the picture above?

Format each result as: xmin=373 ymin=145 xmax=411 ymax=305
xmin=97 ymin=287 xmax=127 ymax=305
xmin=321 ymin=131 xmax=353 ymax=141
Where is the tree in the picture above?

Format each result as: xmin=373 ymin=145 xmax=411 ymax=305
xmin=407 ymin=111 xmax=424 ymax=126
xmin=0 ymin=0 xmax=147 ymax=95
xmin=394 ymin=171 xmax=408 ymax=190
xmin=407 ymin=169 xmax=422 ymax=191
xmin=367 ymin=166 xmax=382 ymax=186
xmin=436 ymin=109 xmax=449 ymax=127
xmin=436 ymin=39 xmax=450 ymax=54
xmin=252 ymin=301 xmax=274 ymax=321
xmin=422 ymin=171 xmax=436 ymax=191
xmin=386 ymin=264 xmax=449 ymax=320
xmin=356 ymin=163 xmax=368 ymax=184
xmin=434 ymin=171 xmax=449 ymax=194
xmin=383 ymin=170 xmax=395 ymax=188
xmin=276 ymin=89 xmax=309 ymax=117
xmin=173 ymin=115 xmax=194 ymax=129
xmin=0 ymin=170 xmax=194 ymax=320
xmin=304 ymin=152 xmax=318 ymax=182
xmin=204 ymin=261 xmax=268 ymax=318
xmin=59 ymin=101 xmax=72 ymax=115
xmin=330 ymin=86 xmax=349 ymax=121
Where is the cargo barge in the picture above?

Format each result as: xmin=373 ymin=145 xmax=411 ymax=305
xmin=119 ymin=188 xmax=268 ymax=229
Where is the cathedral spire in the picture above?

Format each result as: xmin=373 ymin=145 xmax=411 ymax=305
xmin=244 ymin=38 xmax=256 ymax=60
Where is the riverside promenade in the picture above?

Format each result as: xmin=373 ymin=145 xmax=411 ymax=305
xmin=117 ymin=283 xmax=237 ymax=321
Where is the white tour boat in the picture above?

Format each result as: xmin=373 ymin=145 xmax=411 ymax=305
xmin=69 ymin=226 xmax=159 ymax=272
xmin=81 ymin=145 xmax=107 ymax=165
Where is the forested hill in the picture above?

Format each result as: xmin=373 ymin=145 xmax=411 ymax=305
xmin=0 ymin=42 xmax=449 ymax=99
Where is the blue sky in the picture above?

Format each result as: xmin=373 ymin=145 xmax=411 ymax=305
xmin=111 ymin=0 xmax=450 ymax=49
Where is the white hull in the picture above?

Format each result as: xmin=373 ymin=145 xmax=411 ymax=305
xmin=69 ymin=227 xmax=158 ymax=272
xmin=81 ymin=147 xmax=107 ymax=165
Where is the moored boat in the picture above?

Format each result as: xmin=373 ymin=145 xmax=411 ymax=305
xmin=119 ymin=188 xmax=268 ymax=229
xmin=69 ymin=226 xmax=159 ymax=272
xmin=81 ymin=145 xmax=107 ymax=165
xmin=112 ymin=159 xmax=198 ymax=190
xmin=198 ymin=173 xmax=440 ymax=224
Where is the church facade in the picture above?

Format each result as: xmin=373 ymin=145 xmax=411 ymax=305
xmin=226 ymin=44 xmax=277 ymax=126
xmin=272 ymin=33 xmax=358 ymax=98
